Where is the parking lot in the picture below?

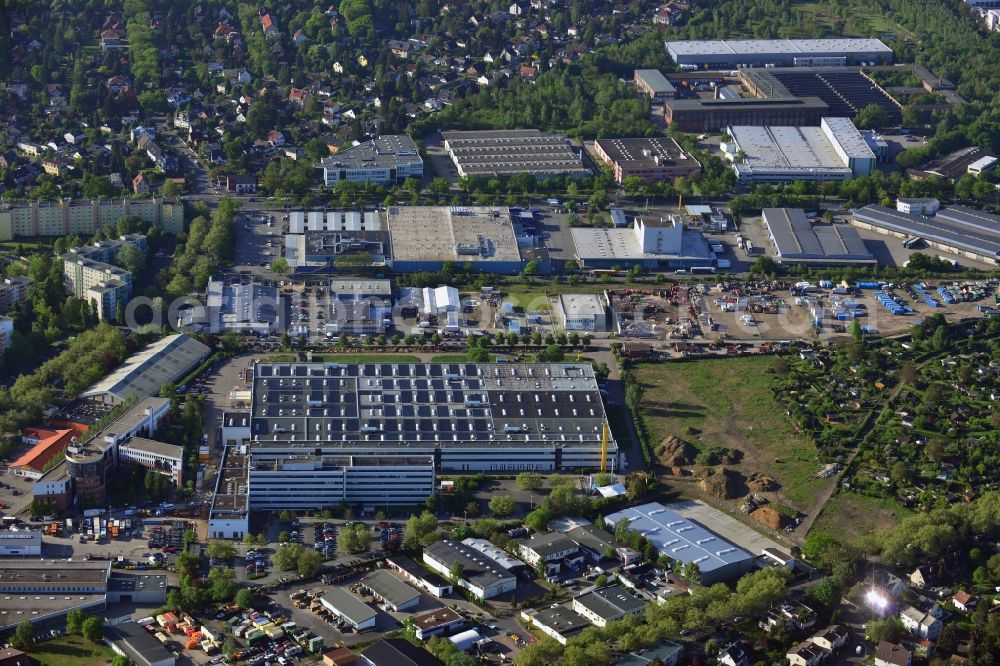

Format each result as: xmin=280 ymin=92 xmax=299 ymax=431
xmin=235 ymin=211 xmax=286 ymax=273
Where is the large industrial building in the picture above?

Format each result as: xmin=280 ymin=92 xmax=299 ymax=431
xmin=442 ymin=130 xmax=589 ymax=179
xmin=283 ymin=210 xmax=390 ymax=271
xmin=761 ymin=208 xmax=875 ymax=264
xmin=326 ymin=278 xmax=393 ymax=336
xmin=209 ymin=361 xmax=616 ymax=537
xmin=81 ymin=333 xmax=211 ymax=404
xmin=592 ymin=137 xmax=702 ymax=184
xmin=724 ymin=117 xmax=875 ymax=183
xmin=0 ymin=197 xmax=184 ymax=241
xmin=738 ymin=67 xmax=901 ymax=124
xmin=423 ymin=539 xmax=517 ymax=600
xmin=317 ymin=135 xmax=424 ymax=187
xmin=852 ymin=205 xmax=1000 ymax=266
xmin=179 ymin=278 xmax=283 ymax=335
xmin=634 ymin=69 xmax=677 ymax=102
xmin=571 ymin=215 xmax=714 ymax=269
xmin=664 ymin=97 xmax=829 ymax=133
xmin=665 ymin=38 xmax=893 ymax=68
xmin=0 ymin=560 xmax=166 ymax=632
xmin=387 ymin=206 xmax=535 ymax=274
xmin=604 ymin=502 xmax=754 ymax=584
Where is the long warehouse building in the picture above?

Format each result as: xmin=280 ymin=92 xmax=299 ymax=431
xmin=442 ymin=130 xmax=589 ymax=179
xmin=762 ymin=208 xmax=875 ymax=264
xmin=852 ymin=205 xmax=1000 ymax=265
xmin=604 ymin=502 xmax=754 ymax=585
xmin=665 ymin=38 xmax=893 ymax=68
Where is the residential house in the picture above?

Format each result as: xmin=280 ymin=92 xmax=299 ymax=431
xmin=107 ymin=75 xmax=129 ymax=94
xmin=292 ymin=29 xmax=307 ymax=45
xmin=761 ymin=601 xmax=817 ymax=632
xmin=132 ymin=172 xmax=150 ymax=194
xmin=898 ymin=605 xmax=942 ymax=640
xmin=807 ymin=625 xmax=848 ymax=653
xmin=266 ymin=130 xmax=286 ymax=147
xmin=220 ymin=174 xmax=257 ymax=194
xmin=261 ymin=13 xmax=278 ymax=37
xmin=874 ymin=641 xmax=911 ymax=666
xmin=786 ymin=641 xmax=825 ymax=666
xmin=952 ymin=591 xmax=976 ymax=612
xmin=389 ymin=40 xmax=413 ymax=58
xmin=288 ymin=88 xmax=310 ymax=108
xmin=717 ymin=642 xmax=750 ymax=666
xmin=909 ymin=564 xmax=939 ymax=588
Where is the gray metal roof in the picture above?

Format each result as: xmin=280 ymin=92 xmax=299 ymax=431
xmin=666 ymin=38 xmax=892 ymax=58
xmin=249 ymin=362 xmax=612 ymax=451
xmin=317 ymin=135 xmax=421 ymax=171
xmin=853 ymin=205 xmax=1000 ymax=260
xmin=424 ymin=539 xmax=515 ymax=591
xmin=362 ymin=569 xmax=420 ymax=607
xmin=320 ymin=587 xmax=377 ymax=625
xmin=604 ymin=502 xmax=753 ymax=576
xmin=82 ymin=334 xmax=210 ymax=401
xmin=573 ymin=584 xmax=646 ymax=620
xmin=634 ymin=69 xmax=676 ymax=94
xmin=120 ymin=437 xmax=183 ymax=461
xmin=762 ymin=208 xmax=874 ymax=262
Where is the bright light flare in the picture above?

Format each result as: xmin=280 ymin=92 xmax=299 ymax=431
xmin=866 ymin=589 xmax=888 ymax=610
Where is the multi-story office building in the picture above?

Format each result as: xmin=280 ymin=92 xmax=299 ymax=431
xmin=317 ymin=135 xmax=424 ymax=186
xmin=593 ymin=137 xmax=701 ymax=184
xmin=0 ymin=198 xmax=184 ymax=240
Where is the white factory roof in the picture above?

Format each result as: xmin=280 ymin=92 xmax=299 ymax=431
xmin=288 ymin=210 xmax=382 ymax=233
xmin=822 ymin=117 xmax=876 ymax=160
xmin=571 ymin=227 xmax=712 ymax=261
xmin=422 ymin=285 xmax=460 ymax=313
xmin=462 ymin=538 xmax=528 ymax=570
xmin=667 ymin=38 xmax=892 ymax=57
xmin=81 ymin=334 xmax=211 ymax=402
xmin=605 ymin=502 xmax=752 ymax=576
xmin=559 ymin=293 xmax=606 ymax=318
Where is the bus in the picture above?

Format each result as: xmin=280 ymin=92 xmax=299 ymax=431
xmin=902 ymin=236 xmax=922 ymax=249
xmin=690 ymin=266 xmax=717 ymax=274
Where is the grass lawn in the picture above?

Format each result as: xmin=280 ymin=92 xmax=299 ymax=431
xmin=792 ymin=0 xmax=918 ymax=40
xmin=635 ymin=356 xmax=827 ymax=510
xmin=309 ymin=354 xmax=422 ymax=363
xmin=26 ymin=635 xmax=113 ymax=666
xmin=810 ymin=490 xmax=914 ymax=543
xmin=502 ymin=290 xmax=552 ymax=312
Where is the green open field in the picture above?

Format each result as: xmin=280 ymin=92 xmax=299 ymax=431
xmin=792 ymin=0 xmax=918 ymax=40
xmin=634 ymin=356 xmax=827 ymax=510
xmin=24 ymin=635 xmax=114 ymax=666
xmin=811 ymin=490 xmax=914 ymax=543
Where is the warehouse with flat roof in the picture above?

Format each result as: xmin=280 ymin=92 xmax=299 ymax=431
xmin=666 ymin=38 xmax=893 ymax=68
xmin=361 ymin=570 xmax=421 ymax=611
xmin=604 ymin=502 xmax=754 ymax=584
xmin=762 ymin=208 xmax=875 ymax=264
xmin=424 ymin=540 xmax=516 ymax=600
xmin=593 ymin=137 xmax=701 ymax=184
xmin=572 ymin=215 xmax=714 ymax=269
xmin=634 ymin=69 xmax=676 ymax=101
xmin=387 ymin=206 xmax=531 ymax=274
xmin=852 ymin=205 xmax=1000 ymax=265
xmin=724 ymin=117 xmax=874 ymax=183
xmin=442 ymin=130 xmax=588 ymax=179
xmin=664 ymin=97 xmax=829 ymax=132
xmin=320 ymin=588 xmax=378 ymax=630
xmin=81 ymin=334 xmax=211 ymax=404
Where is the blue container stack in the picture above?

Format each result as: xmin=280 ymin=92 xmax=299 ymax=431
xmin=937 ymin=285 xmax=958 ymax=305
xmin=912 ymin=284 xmax=939 ymax=308
xmin=875 ymin=291 xmax=911 ymax=315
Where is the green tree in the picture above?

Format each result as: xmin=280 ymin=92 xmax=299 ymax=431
xmin=234 ymin=588 xmax=254 ymax=609
xmin=429 ymin=177 xmax=450 ymax=195
xmin=66 ymin=608 xmax=86 ymax=634
xmin=488 ymin=495 xmax=516 ymax=517
xmin=516 ymin=472 xmax=543 ymax=490
xmin=111 ymin=654 xmax=133 ymax=666
xmin=269 ymin=257 xmax=290 ymax=274
xmin=298 ymin=548 xmax=323 ymax=578
xmin=206 ymin=540 xmax=237 ymax=560
xmin=82 ymin=615 xmax=103 ymax=642
xmin=274 ymin=543 xmax=305 ymax=571
xmin=11 ymin=621 xmax=34 ymax=649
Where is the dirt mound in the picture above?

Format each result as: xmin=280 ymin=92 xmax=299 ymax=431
xmin=699 ymin=467 xmax=746 ymax=500
xmin=747 ymin=472 xmax=780 ymax=493
xmin=750 ymin=506 xmax=786 ymax=530
xmin=658 ymin=436 xmax=696 ymax=467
